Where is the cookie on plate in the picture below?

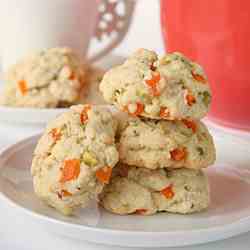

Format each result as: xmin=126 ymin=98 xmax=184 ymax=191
xmin=100 ymin=48 xmax=211 ymax=120
xmin=117 ymin=117 xmax=216 ymax=170
xmin=0 ymin=47 xmax=86 ymax=108
xmin=31 ymin=105 xmax=119 ymax=215
xmin=100 ymin=164 xmax=209 ymax=215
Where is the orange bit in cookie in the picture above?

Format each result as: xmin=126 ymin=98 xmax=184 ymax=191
xmin=160 ymin=107 xmax=170 ymax=118
xmin=80 ymin=105 xmax=91 ymax=123
xmin=50 ymin=128 xmax=62 ymax=141
xmin=18 ymin=80 xmax=28 ymax=96
xmin=60 ymin=159 xmax=80 ymax=183
xmin=61 ymin=190 xmax=72 ymax=197
xmin=133 ymin=103 xmax=144 ymax=116
xmin=125 ymin=103 xmax=144 ymax=117
xmin=191 ymin=71 xmax=207 ymax=84
xmin=170 ymin=147 xmax=187 ymax=161
xmin=96 ymin=166 xmax=112 ymax=184
xmin=145 ymin=72 xmax=161 ymax=87
xmin=161 ymin=184 xmax=175 ymax=199
xmin=186 ymin=93 xmax=196 ymax=106
xmin=146 ymin=72 xmax=161 ymax=96
xmin=182 ymin=119 xmax=197 ymax=133
xmin=57 ymin=189 xmax=72 ymax=199
xmin=150 ymin=85 xmax=161 ymax=96
xmin=135 ymin=209 xmax=147 ymax=215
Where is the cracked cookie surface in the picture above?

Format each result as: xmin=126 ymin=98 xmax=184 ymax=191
xmin=1 ymin=48 xmax=86 ymax=108
xmin=100 ymin=48 xmax=211 ymax=120
xmin=31 ymin=105 xmax=119 ymax=215
xmin=100 ymin=164 xmax=209 ymax=215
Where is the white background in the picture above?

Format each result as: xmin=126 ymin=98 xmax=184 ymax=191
xmin=1 ymin=0 xmax=250 ymax=249
xmin=113 ymin=0 xmax=165 ymax=55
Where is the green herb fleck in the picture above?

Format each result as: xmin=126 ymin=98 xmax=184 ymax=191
xmin=202 ymin=91 xmax=211 ymax=106
xmin=82 ymin=151 xmax=98 ymax=167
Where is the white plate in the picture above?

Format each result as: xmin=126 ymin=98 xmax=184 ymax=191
xmin=0 ymin=106 xmax=68 ymax=124
xmin=1 ymin=131 xmax=250 ymax=247
xmin=0 ymin=54 xmax=125 ymax=125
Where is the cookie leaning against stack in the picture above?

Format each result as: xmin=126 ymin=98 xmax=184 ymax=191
xmin=31 ymin=105 xmax=119 ymax=215
xmin=99 ymin=48 xmax=216 ymax=215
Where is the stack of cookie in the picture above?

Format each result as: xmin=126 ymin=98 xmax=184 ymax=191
xmin=99 ymin=49 xmax=216 ymax=215
xmin=30 ymin=48 xmax=216 ymax=216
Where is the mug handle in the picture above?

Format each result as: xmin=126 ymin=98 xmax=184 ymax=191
xmin=88 ymin=0 xmax=136 ymax=64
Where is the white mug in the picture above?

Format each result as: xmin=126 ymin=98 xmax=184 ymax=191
xmin=0 ymin=0 xmax=135 ymax=71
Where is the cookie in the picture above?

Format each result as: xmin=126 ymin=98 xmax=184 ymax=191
xmin=118 ymin=117 xmax=216 ymax=170
xmin=100 ymin=164 xmax=209 ymax=215
xmin=100 ymin=48 xmax=211 ymax=120
xmin=0 ymin=47 xmax=86 ymax=108
xmin=31 ymin=105 xmax=119 ymax=215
